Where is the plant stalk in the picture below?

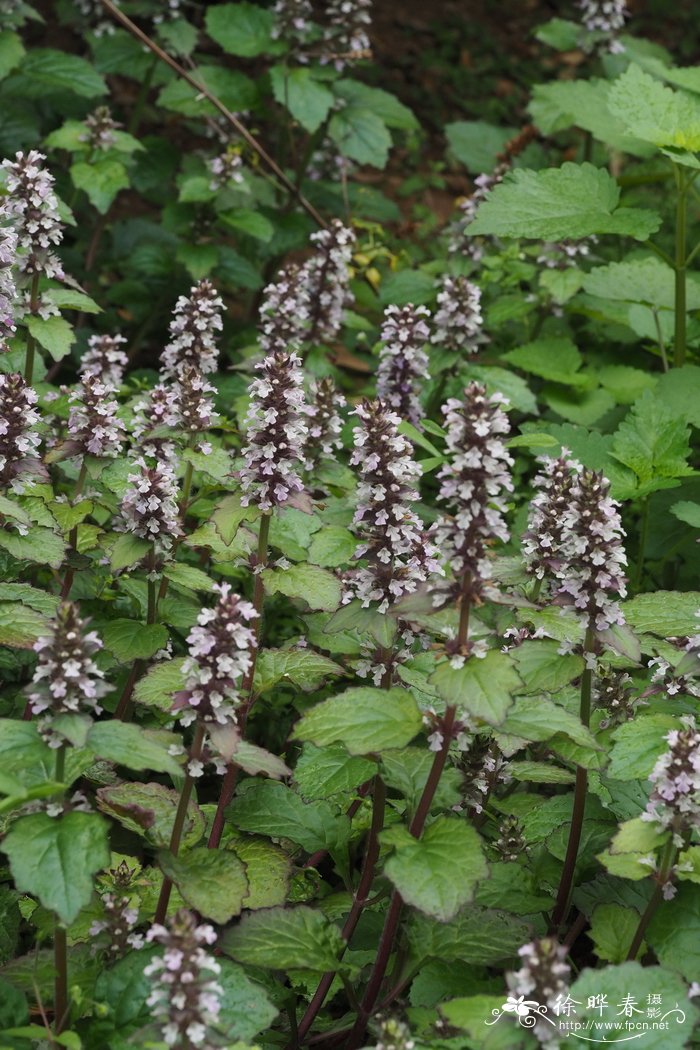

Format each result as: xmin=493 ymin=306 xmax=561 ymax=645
xmin=207 ymin=512 xmax=271 ymax=850
xmin=154 ymin=722 xmax=206 ymax=924
xmin=626 ymin=837 xmax=678 ymax=961
xmin=674 ymin=164 xmax=688 ymax=368
xmin=53 ymin=745 xmax=67 ymax=1035
xmin=551 ymin=625 xmax=596 ymax=928
xmin=633 ymin=498 xmax=649 ymax=593
xmin=24 ymin=273 xmax=40 ymax=384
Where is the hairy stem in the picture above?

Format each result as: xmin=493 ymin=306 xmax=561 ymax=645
xmin=626 ymin=838 xmax=678 ymax=961
xmin=207 ymin=512 xmax=271 ymax=850
xmin=154 ymin=722 xmax=206 ymax=924
xmin=551 ymin=626 xmax=596 ymax=928
xmin=674 ymin=163 xmax=687 ymax=368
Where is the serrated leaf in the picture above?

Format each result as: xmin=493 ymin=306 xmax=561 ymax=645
xmin=530 ymin=78 xmax=654 ymax=157
xmin=623 ymin=591 xmax=700 ymax=636
xmin=672 ymin=500 xmax=700 ymax=527
xmin=163 ymin=562 xmax=215 ymax=592
xmin=270 ymin=66 xmax=334 ymax=133
xmin=102 ymin=619 xmax=169 ymax=662
xmin=0 ymin=30 xmax=25 ymax=81
xmin=182 ymin=446 xmax=232 ymax=480
xmin=108 ymin=532 xmax=152 ymax=570
xmin=609 ymin=63 xmax=700 ymax=150
xmin=503 ymin=337 xmax=589 ymax=387
xmin=25 ymin=315 xmax=74 ymax=361
xmin=431 ymin=651 xmax=520 ymax=726
xmin=328 ymin=106 xmax=392 ymax=169
xmin=86 ymin=722 xmax=181 ymax=776
xmin=384 ymin=817 xmax=487 ymax=921
xmin=647 ymin=884 xmax=700 ymax=982
xmin=157 ymin=65 xmax=257 ymax=117
xmin=254 ymin=647 xmax=344 ymax=693
xmin=501 ymin=696 xmax=600 ymax=750
xmin=227 ymin=779 xmax=349 ymax=855
xmin=378 ymin=269 xmax=436 ymax=307
xmin=220 ymin=905 xmax=347 ymax=972
xmin=334 ymin=80 xmax=418 ymax=130
xmin=160 ymin=848 xmax=248 ymax=923
xmin=407 ymin=905 xmax=531 ymax=964
xmin=205 ymin=2 xmax=277 ymax=57
xmin=0 ymin=601 xmax=49 ymax=648
xmin=2 ymin=811 xmax=109 ymax=924
xmin=611 ymin=391 xmax=693 ymax=484
xmin=608 ymin=714 xmax=678 ymax=780
xmin=262 ymin=563 xmax=341 ymax=612
xmin=294 ymin=743 xmax=376 ymax=801
xmin=293 ymin=686 xmax=423 ymax=754
xmin=583 ymin=256 xmax=700 ymax=310
xmin=511 ymin=640 xmax=584 ymax=693
xmin=9 ymin=48 xmax=106 ymax=98
xmin=220 ymin=208 xmax=274 ymax=242
xmin=468 ymin=162 xmax=661 ymax=242
xmin=70 ymin=158 xmax=129 ymax=213
xmin=590 ymin=903 xmax=645 ymax=963
xmin=308 ymin=527 xmax=357 ymax=568
xmin=133 ymin=657 xmax=186 ymax=711
xmin=445 ymin=120 xmax=517 ymax=172
xmin=97 ymin=782 xmax=205 ymax=849
xmin=229 ymin=837 xmax=291 ymax=909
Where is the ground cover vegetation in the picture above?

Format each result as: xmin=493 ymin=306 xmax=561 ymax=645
xmin=0 ymin=0 xmax=699 ymax=1047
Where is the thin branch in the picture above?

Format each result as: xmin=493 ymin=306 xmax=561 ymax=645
xmin=99 ymin=0 xmax=327 ymax=230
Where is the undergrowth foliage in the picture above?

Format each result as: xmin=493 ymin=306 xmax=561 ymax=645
xmin=1 ymin=1 xmax=700 ymax=1049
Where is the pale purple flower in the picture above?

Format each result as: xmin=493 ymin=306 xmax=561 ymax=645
xmin=90 ymin=892 xmax=144 ymax=956
xmin=376 ymin=303 xmax=430 ymax=426
xmin=118 ymin=458 xmax=182 ymax=554
xmin=173 ymin=365 xmax=216 ymax=435
xmin=0 ymin=209 xmax=17 ymax=330
xmin=305 ymin=376 xmax=346 ymax=467
xmin=579 ymin=0 xmax=627 ymax=52
xmin=0 ymin=372 xmax=42 ymax=492
xmin=79 ymin=106 xmax=121 ymax=151
xmin=80 ymin=333 xmax=128 ymax=388
xmin=272 ymin=0 xmax=314 ymax=57
xmin=642 ymin=716 xmax=700 ymax=842
xmin=523 ymin=451 xmax=581 ymax=581
xmin=68 ymin=373 xmax=126 ymax=458
xmin=132 ymin=381 xmax=179 ymax=465
xmin=507 ymin=938 xmax=570 ymax=1047
xmin=259 ymin=263 xmax=310 ymax=355
xmin=304 ymin=219 xmax=355 ymax=344
xmin=2 ymin=151 xmax=64 ymax=280
xmin=160 ymin=279 xmax=223 ymax=378
xmin=321 ymin=0 xmax=372 ymax=69
xmin=208 ymin=150 xmax=244 ymax=191
xmin=432 ymin=275 xmax=486 ymax=355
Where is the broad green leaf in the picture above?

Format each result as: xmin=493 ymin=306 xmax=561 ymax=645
xmin=468 ymin=162 xmax=661 ymax=241
xmin=383 ymin=817 xmax=487 ymax=921
xmin=609 ymin=63 xmax=700 ymax=150
xmin=163 ymin=562 xmax=215 ymax=592
xmin=182 ymin=445 xmax=232 ymax=480
xmin=227 ymin=779 xmax=349 ymax=855
xmin=205 ymin=2 xmax=277 ymax=57
xmin=308 ymin=527 xmax=357 ymax=568
xmin=508 ymin=760 xmax=575 ymax=784
xmin=672 ymin=500 xmax=700 ymax=527
xmin=293 ymin=686 xmax=423 ymax=754
xmin=445 ymin=120 xmax=517 ymax=172
xmin=70 ymin=158 xmax=129 ymax=213
xmin=8 ymin=48 xmax=106 ymax=98
xmin=407 ymin=905 xmax=531 ymax=965
xmin=230 ymin=739 xmax=291 ymax=780
xmin=108 ymin=532 xmax=152 ymax=571
xmin=254 ymin=647 xmax=344 ymax=693
xmin=133 ymin=657 xmax=186 ymax=711
xmin=0 ymin=601 xmax=49 ymax=648
xmin=294 ymin=743 xmax=376 ymax=801
xmin=160 ymin=848 xmax=248 ymax=923
xmin=270 ymin=66 xmax=334 ymax=133
xmin=530 ymin=78 xmax=654 ymax=157
xmin=503 ymin=337 xmax=589 ymax=388
xmin=328 ymin=106 xmax=392 ymax=169
xmin=157 ymin=16 xmax=199 ymax=56
xmin=583 ymin=256 xmax=700 ymax=310
xmin=333 ymin=80 xmax=418 ymax=130
xmin=511 ymin=640 xmax=583 ymax=694
xmin=86 ymin=722 xmax=181 ymax=776
xmin=609 ymin=816 xmax=667 ymax=856
xmin=176 ymin=241 xmax=219 ymax=279
xmin=229 ymin=837 xmax=291 ymax=909
xmin=535 ymin=17 xmax=580 ymax=50
xmin=97 ymin=782 xmax=205 ymax=849
xmin=647 ymin=884 xmax=700 ymax=981
xmin=656 ymin=364 xmax=700 ymax=428
xmin=440 ymin=995 xmax=528 ymax=1049
xmin=2 ymin=812 xmax=109 ymax=924
xmin=464 ymin=364 xmax=538 ymax=415
xmin=608 ymin=714 xmax=678 ymax=780
xmin=570 ymin=963 xmax=698 ymax=1048
xmin=102 ymin=619 xmax=169 ymax=662
xmin=25 ymin=315 xmax=74 ymax=361
xmin=157 ymin=65 xmax=257 ymax=117
xmin=211 ymin=493 xmax=260 ymax=544
xmin=378 ymin=269 xmax=436 ymax=306
xmin=221 ymin=905 xmax=347 ymax=972
xmin=0 ymin=974 xmax=27 ymax=1027
xmin=380 ymin=748 xmax=462 ymax=812
xmin=0 ymin=30 xmax=25 ymax=81
xmin=262 ymin=563 xmax=342 ymax=612
xmin=622 ymin=591 xmax=700 ymax=636
xmin=500 ymin=696 xmax=600 ymax=750
xmin=590 ymin=903 xmax=644 ymax=963
xmin=598 ymin=364 xmax=658 ymax=406
xmin=431 ymin=651 xmax=520 ymax=726
xmin=611 ymin=391 xmax=693 ymax=485
xmin=474 ymin=862 xmax=554 ymax=915
xmin=220 ymin=208 xmax=274 ymax=242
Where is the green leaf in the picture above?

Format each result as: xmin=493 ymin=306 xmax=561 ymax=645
xmin=2 ymin=812 xmax=109 ymax=924
xmin=227 ymin=779 xmax=349 ymax=855
xmin=308 ymin=527 xmax=357 ymax=568
xmin=623 ymin=591 xmax=700 ymax=636
xmin=440 ymin=995 xmax=526 ymax=1049
xmin=293 ymin=686 xmax=423 ymax=754
xmin=157 ymin=17 xmax=199 ymax=56
xmin=0 ymin=975 xmax=27 ymax=1028
xmin=611 ymin=391 xmax=693 ymax=485
xmin=590 ymin=903 xmax=644 ymax=963
xmin=383 ymin=817 xmax=487 ymax=921
xmin=108 ymin=532 xmax=152 ymax=571
xmin=333 ymin=80 xmax=418 ymax=130
xmin=671 ymin=500 xmax=700 ymax=527
xmin=220 ymin=208 xmax=274 ymax=242
xmin=508 ymin=760 xmax=576 ymax=784
xmin=535 ymin=17 xmax=580 ymax=50
xmin=530 ymin=79 xmax=654 ymax=157
xmin=0 ymin=31 xmax=25 ymax=80
xmin=328 ymin=106 xmax=392 ymax=169
xmin=86 ymin=722 xmax=181 ymax=776
xmin=598 ymin=364 xmax=658 ymax=406
xmin=608 ymin=714 xmax=678 ymax=780
xmin=102 ymin=619 xmax=169 ymax=662
xmin=570 ymin=963 xmax=698 ymax=1048
xmin=503 ymin=337 xmax=589 ymax=387
xmin=221 ymin=905 xmax=347 ymax=972
xmin=270 ymin=66 xmax=334 ymax=133
xmin=211 ymin=493 xmax=260 ymax=544
xmin=445 ymin=120 xmax=517 ymax=172
xmin=228 ymin=739 xmax=291 ymax=780
xmin=25 ymin=315 xmax=74 ymax=362
xmin=262 ymin=563 xmax=342 ymax=612
xmin=294 ymin=743 xmax=376 ymax=801
xmin=511 ymin=640 xmax=584 ymax=694
xmin=500 ymin=696 xmax=600 ymax=750
xmin=97 ymin=781 xmax=205 ymax=849
xmin=10 ymin=48 xmax=106 ymax=98
xmin=407 ymin=905 xmax=531 ymax=965
xmin=176 ymin=241 xmax=219 ymax=279
xmin=648 ymin=884 xmax=700 ymax=981
xmin=378 ymin=269 xmax=436 ymax=306
xmin=205 ymin=2 xmax=276 ymax=56
xmin=609 ymin=62 xmax=700 ymax=150
xmin=0 ymin=601 xmax=49 ymax=648
xmin=474 ymin=862 xmax=554 ymax=915
xmin=0 ymin=583 xmax=58 ymax=616
xmin=182 ymin=446 xmax=232 ymax=480
xmin=468 ymin=162 xmax=661 ymax=242
xmin=70 ymin=158 xmax=129 ymax=213
xmin=157 ymin=65 xmax=257 ymax=117
xmin=655 ymin=364 xmax=700 ymax=428
xmin=583 ymin=256 xmax=700 ymax=310
xmin=133 ymin=657 xmax=186 ymax=711
xmin=254 ymin=647 xmax=344 ymax=693
xmin=229 ymin=837 xmax=291 ymax=909
xmin=163 ymin=562 xmax=215 ymax=592
xmin=160 ymin=848 xmax=248 ymax=923
xmin=380 ymin=748 xmax=462 ymax=811
xmin=431 ymin=651 xmax=520 ymax=726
